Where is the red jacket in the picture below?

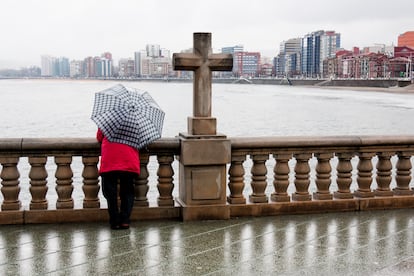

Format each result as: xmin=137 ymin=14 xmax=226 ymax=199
xmin=96 ymin=129 xmax=140 ymax=175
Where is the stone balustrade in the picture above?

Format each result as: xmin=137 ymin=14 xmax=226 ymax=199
xmin=229 ymin=135 xmax=414 ymax=216
xmin=0 ymin=138 xmax=179 ymax=224
xmin=1 ymin=135 xmax=414 ymax=224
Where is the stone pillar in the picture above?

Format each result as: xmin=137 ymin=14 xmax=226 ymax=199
xmin=177 ymin=134 xmax=231 ymax=220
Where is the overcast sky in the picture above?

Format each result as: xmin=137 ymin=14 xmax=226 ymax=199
xmin=1 ymin=0 xmax=413 ymax=69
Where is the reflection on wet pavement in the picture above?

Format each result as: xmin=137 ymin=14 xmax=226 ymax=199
xmin=0 ymin=209 xmax=413 ymax=275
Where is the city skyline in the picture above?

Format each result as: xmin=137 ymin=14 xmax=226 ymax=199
xmin=33 ymin=30 xmax=412 ymax=80
xmin=3 ymin=28 xmax=409 ymax=71
xmin=1 ymin=0 xmax=414 ymax=69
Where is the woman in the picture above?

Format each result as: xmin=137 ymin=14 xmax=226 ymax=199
xmin=97 ymin=128 xmax=140 ymax=230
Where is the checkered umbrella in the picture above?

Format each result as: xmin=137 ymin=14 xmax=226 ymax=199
xmin=91 ymin=84 xmax=164 ymax=149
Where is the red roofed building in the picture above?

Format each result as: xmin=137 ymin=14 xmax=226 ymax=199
xmin=398 ymin=31 xmax=414 ymax=48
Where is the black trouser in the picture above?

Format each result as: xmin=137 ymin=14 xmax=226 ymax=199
xmin=101 ymin=171 xmax=136 ymax=226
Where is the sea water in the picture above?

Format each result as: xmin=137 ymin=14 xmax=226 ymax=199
xmin=1 ymin=79 xmax=414 ymax=207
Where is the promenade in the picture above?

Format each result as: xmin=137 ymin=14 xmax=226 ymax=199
xmin=1 ymin=33 xmax=414 ymax=275
xmin=1 ymin=208 xmax=413 ymax=275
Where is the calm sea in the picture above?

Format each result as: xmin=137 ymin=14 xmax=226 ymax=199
xmin=2 ymin=79 xmax=414 ymax=138
xmin=1 ymin=79 xmax=414 ymax=207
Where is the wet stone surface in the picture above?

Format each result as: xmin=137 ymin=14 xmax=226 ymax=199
xmin=0 ymin=209 xmax=413 ymax=275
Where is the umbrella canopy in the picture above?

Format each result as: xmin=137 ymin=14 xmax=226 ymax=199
xmin=91 ymin=84 xmax=164 ymax=149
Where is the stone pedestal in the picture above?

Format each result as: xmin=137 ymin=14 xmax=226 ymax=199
xmin=188 ymin=117 xmax=217 ymax=135
xmin=177 ymin=133 xmax=231 ymax=220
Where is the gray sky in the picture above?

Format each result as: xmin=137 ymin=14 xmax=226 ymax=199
xmin=1 ymin=0 xmax=413 ymax=69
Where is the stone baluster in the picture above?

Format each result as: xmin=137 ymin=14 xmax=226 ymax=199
xmin=354 ymin=152 xmax=375 ymax=198
xmin=157 ymin=154 xmax=175 ymax=206
xmin=135 ymin=152 xmax=149 ymax=206
xmin=271 ymin=154 xmax=291 ymax=202
xmin=394 ymin=152 xmax=414 ymax=195
xmin=227 ymin=155 xmax=246 ymax=204
xmin=0 ymin=157 xmax=21 ymax=211
xmin=249 ymin=154 xmax=269 ymax=203
xmin=28 ymin=156 xmax=48 ymax=210
xmin=292 ymin=153 xmax=312 ymax=201
xmin=313 ymin=153 xmax=333 ymax=200
xmin=82 ymin=156 xmax=100 ymax=208
xmin=375 ymin=152 xmax=394 ymax=197
xmin=55 ymin=156 xmax=74 ymax=209
xmin=334 ymin=153 xmax=354 ymax=199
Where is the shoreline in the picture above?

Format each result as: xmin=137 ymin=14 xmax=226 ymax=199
xmin=2 ymin=77 xmax=414 ymax=94
xmin=314 ymin=84 xmax=414 ymax=94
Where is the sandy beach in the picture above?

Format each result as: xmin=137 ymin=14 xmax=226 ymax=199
xmin=316 ymin=83 xmax=414 ymax=94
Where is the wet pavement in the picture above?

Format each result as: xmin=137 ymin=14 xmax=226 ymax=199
xmin=0 ymin=209 xmax=414 ymax=275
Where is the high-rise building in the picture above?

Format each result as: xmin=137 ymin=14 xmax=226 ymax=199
xmin=118 ymin=58 xmax=135 ymax=77
xmin=101 ymin=52 xmax=112 ymax=60
xmin=134 ymin=51 xmax=142 ymax=77
xmin=41 ymin=55 xmax=70 ymax=77
xmin=149 ymin=57 xmax=170 ymax=77
xmin=277 ymin=38 xmax=302 ymax=77
xmin=221 ymin=45 xmax=244 ymax=54
xmin=302 ymin=30 xmax=323 ymax=78
xmin=83 ymin=57 xmax=95 ymax=78
xmin=146 ymin=44 xmax=161 ymax=58
xmin=320 ymin=31 xmax=341 ymax=71
xmin=70 ymin=60 xmax=83 ymax=78
xmin=301 ymin=30 xmax=341 ymax=78
xmin=398 ymin=31 xmax=414 ymax=48
xmin=321 ymin=31 xmax=341 ymax=58
xmin=95 ymin=58 xmax=112 ymax=78
xmin=100 ymin=52 xmax=113 ymax=77
xmin=160 ymin=48 xmax=170 ymax=58
xmin=56 ymin=57 xmax=70 ymax=77
xmin=221 ymin=45 xmax=244 ymax=77
xmin=233 ymin=52 xmax=261 ymax=77
xmin=140 ymin=56 xmax=152 ymax=77
xmin=41 ymin=55 xmax=54 ymax=77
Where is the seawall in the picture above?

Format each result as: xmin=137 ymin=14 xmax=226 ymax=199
xmin=1 ymin=77 xmax=412 ymax=88
xmin=230 ymin=78 xmax=412 ymax=87
xmin=145 ymin=78 xmax=412 ymax=88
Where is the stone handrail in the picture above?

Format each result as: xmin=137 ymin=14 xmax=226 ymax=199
xmin=0 ymin=137 xmax=180 ymax=224
xmin=228 ymin=135 xmax=414 ymax=216
xmin=1 ymin=135 xmax=414 ymax=224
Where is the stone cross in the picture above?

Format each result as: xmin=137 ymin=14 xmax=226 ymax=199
xmin=173 ymin=34 xmax=232 ymax=220
xmin=173 ymin=33 xmax=233 ymax=120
